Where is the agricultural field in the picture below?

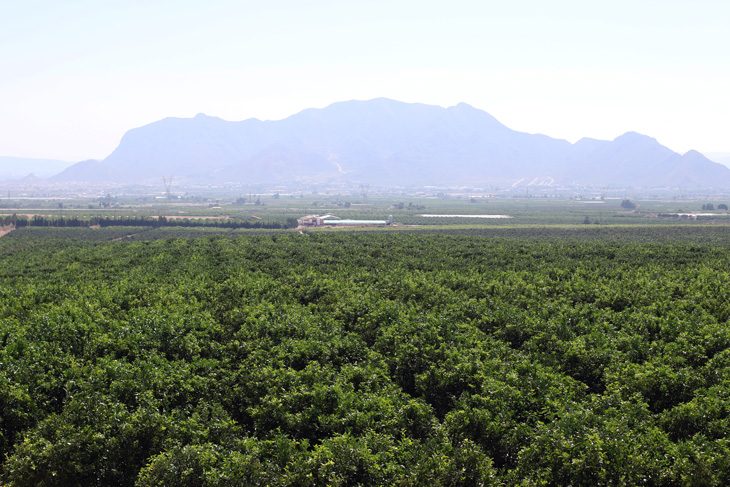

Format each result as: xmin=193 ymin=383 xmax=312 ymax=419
xmin=2 ymin=194 xmax=730 ymax=237
xmin=2 ymin=220 xmax=730 ymax=485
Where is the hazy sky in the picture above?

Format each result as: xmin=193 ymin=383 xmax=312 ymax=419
xmin=2 ymin=0 xmax=729 ymax=161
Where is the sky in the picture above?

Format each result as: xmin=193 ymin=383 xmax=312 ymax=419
xmin=1 ymin=0 xmax=729 ymax=162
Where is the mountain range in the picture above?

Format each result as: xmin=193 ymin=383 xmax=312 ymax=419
xmin=48 ymin=98 xmax=730 ymax=188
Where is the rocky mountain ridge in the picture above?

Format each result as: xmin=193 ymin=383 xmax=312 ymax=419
xmin=46 ymin=98 xmax=730 ymax=188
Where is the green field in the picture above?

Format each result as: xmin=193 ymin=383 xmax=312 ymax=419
xmin=2 ymin=218 xmax=730 ymax=485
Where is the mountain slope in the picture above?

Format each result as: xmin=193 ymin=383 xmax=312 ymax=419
xmin=50 ymin=159 xmax=123 ymax=183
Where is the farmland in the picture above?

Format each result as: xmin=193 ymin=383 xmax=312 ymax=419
xmin=2 ymin=193 xmax=730 ymax=233
xmin=1 ymin=196 xmax=730 ymax=485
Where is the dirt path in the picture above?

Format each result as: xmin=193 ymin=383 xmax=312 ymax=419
xmin=153 ymin=215 xmax=230 ymax=220
xmin=111 ymin=232 xmax=143 ymax=242
xmin=0 ymin=225 xmax=15 ymax=238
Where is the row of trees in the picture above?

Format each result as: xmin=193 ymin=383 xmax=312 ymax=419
xmin=2 ymin=214 xmax=297 ymax=230
xmin=0 ymin=214 xmax=23 ymax=227
xmin=702 ymin=203 xmax=729 ymax=210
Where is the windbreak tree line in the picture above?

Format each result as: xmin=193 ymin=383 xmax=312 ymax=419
xmin=1 ymin=232 xmax=730 ymax=485
xmin=2 ymin=214 xmax=296 ymax=229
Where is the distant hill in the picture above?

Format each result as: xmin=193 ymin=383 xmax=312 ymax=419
xmin=56 ymin=99 xmax=730 ymax=188
xmin=0 ymin=157 xmax=74 ymax=179
xmin=50 ymin=159 xmax=122 ymax=183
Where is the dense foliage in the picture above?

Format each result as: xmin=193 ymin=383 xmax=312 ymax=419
xmin=2 ymin=231 xmax=730 ymax=485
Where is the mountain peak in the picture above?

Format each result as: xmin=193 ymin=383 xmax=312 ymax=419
xmin=447 ymin=102 xmax=482 ymax=114
xmin=19 ymin=172 xmax=42 ymax=182
xmin=445 ymin=101 xmax=502 ymax=126
xmin=611 ymin=132 xmax=672 ymax=154
xmin=192 ymin=113 xmax=227 ymax=122
xmin=614 ymin=131 xmax=656 ymax=143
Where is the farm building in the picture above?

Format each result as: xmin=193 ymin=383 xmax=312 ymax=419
xmin=324 ymin=217 xmax=391 ymax=226
xmin=298 ymin=214 xmax=392 ymax=227
xmin=297 ymin=215 xmax=324 ymax=226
